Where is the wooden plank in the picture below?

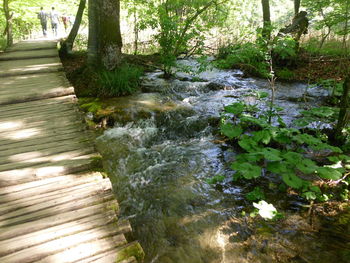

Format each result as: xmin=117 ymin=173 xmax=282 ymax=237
xmin=0 ymin=57 xmax=62 ymax=77
xmin=0 ymin=179 xmax=109 ymax=214
xmin=0 ymin=225 xmax=127 ymax=263
xmin=0 ymin=192 xmax=113 ymax=228
xmin=0 ymin=156 xmax=96 ymax=186
xmin=6 ymin=40 xmax=57 ymax=51
xmin=0 ymin=128 xmax=90 ymax=150
xmin=0 ymin=200 xmax=119 ymax=241
xmin=0 ymin=173 xmax=102 ymax=197
xmin=0 ymin=147 xmax=94 ymax=173
xmin=0 ymin=95 xmax=75 ymax=113
xmin=0 ymin=180 xmax=111 ymax=220
xmin=0 ymin=49 xmax=58 ymax=61
xmin=0 ymin=211 xmax=120 ymax=257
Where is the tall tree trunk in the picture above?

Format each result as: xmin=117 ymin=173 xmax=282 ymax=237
xmin=61 ymin=0 xmax=86 ymax=55
xmin=133 ymin=7 xmax=138 ymax=55
xmin=294 ymin=0 xmax=301 ymax=16
xmin=3 ymin=0 xmax=13 ymax=47
xmin=87 ymin=0 xmax=99 ymax=66
xmin=99 ymin=0 xmax=123 ymax=70
xmin=319 ymin=26 xmax=331 ymax=49
xmin=342 ymin=0 xmax=349 ymax=54
xmin=334 ymin=77 xmax=350 ymax=144
xmin=261 ymin=0 xmax=271 ymax=40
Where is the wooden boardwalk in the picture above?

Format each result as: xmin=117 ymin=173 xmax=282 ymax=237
xmin=0 ymin=40 xmax=143 ymax=263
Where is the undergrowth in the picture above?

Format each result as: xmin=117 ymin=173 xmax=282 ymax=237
xmin=98 ymin=63 xmax=143 ymax=97
xmin=219 ymin=100 xmax=349 ymax=203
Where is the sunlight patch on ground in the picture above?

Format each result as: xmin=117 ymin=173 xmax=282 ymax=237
xmin=0 ymin=121 xmax=22 ymax=132
xmin=9 ymin=152 xmax=43 ymax=162
xmin=2 ymin=128 xmax=41 ymax=140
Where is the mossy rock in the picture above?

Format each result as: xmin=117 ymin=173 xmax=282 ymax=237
xmin=115 ymin=242 xmax=145 ymax=262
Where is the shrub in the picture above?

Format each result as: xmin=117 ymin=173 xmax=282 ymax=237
xmin=276 ymin=68 xmax=294 ymax=80
xmin=98 ymin=64 xmax=143 ymax=97
xmin=215 ymin=42 xmax=268 ymax=77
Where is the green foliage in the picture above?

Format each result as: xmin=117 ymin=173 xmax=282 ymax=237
xmin=1 ymin=0 xmax=83 ymax=46
xmin=215 ymin=42 xmax=269 ymax=77
xmin=273 ymin=36 xmax=297 ymax=60
xmin=79 ymin=98 xmax=102 ymax=113
xmin=98 ymin=64 xmax=143 ymax=97
xmin=0 ymin=37 xmax=6 ymax=51
xmin=276 ymin=68 xmax=294 ymax=80
xmin=220 ymin=101 xmax=347 ymax=201
xmin=302 ymin=38 xmax=349 ymax=57
xmin=130 ymin=0 xmax=228 ymax=77
xmin=206 ymin=174 xmax=225 ymax=185
xmin=246 ymin=187 xmax=265 ymax=201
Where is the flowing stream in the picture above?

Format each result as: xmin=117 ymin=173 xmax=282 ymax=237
xmin=96 ymin=61 xmax=349 ymax=263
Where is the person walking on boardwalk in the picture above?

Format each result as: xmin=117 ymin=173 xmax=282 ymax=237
xmin=37 ymin=7 xmax=47 ymax=37
xmin=50 ymin=7 xmax=59 ymax=36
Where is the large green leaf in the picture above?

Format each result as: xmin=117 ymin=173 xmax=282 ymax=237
xmin=220 ymin=123 xmax=243 ymax=139
xmin=238 ymin=137 xmax=259 ymax=152
xmin=282 ymin=173 xmax=306 ymax=189
xmin=283 ymin=152 xmax=302 ymax=165
xmin=267 ymin=161 xmax=289 ymax=174
xmin=258 ymin=147 xmax=282 ymax=161
xmin=252 ymin=130 xmax=271 ymax=144
xmin=231 ymin=162 xmax=262 ymax=179
xmin=296 ymin=158 xmax=318 ymax=174
xmin=224 ymin=102 xmax=245 ymax=115
xmin=316 ymin=167 xmax=343 ymax=180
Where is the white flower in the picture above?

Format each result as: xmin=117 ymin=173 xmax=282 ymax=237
xmin=253 ymin=200 xmax=277 ymax=220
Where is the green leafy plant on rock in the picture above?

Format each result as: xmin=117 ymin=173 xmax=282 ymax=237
xmin=220 ymin=101 xmax=348 ymax=201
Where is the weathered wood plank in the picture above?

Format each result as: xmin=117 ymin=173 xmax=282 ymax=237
xmin=0 ymin=224 xmax=127 ymax=263
xmin=0 ymin=200 xmax=119 ymax=241
xmin=0 ymin=155 xmax=97 ymax=186
xmin=0 ymin=173 xmax=102 ymax=197
xmin=0 ymin=181 xmax=112 ymax=221
xmin=0 ymin=211 xmax=120 ymax=257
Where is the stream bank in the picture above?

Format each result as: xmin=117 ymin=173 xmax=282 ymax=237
xmin=77 ymin=62 xmax=350 ymax=263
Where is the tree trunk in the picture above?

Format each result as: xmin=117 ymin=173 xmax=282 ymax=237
xmin=319 ymin=26 xmax=331 ymax=49
xmin=87 ymin=0 xmax=99 ymax=66
xmin=261 ymin=0 xmax=271 ymax=40
xmin=61 ymin=0 xmax=86 ymax=55
xmin=334 ymin=77 xmax=350 ymax=144
xmin=342 ymin=0 xmax=349 ymax=54
xmin=133 ymin=7 xmax=138 ymax=55
xmin=99 ymin=0 xmax=123 ymax=70
xmin=3 ymin=0 xmax=13 ymax=47
xmin=294 ymin=0 xmax=301 ymax=16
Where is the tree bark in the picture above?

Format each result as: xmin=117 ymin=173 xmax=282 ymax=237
xmin=342 ymin=0 xmax=349 ymax=54
xmin=87 ymin=0 xmax=99 ymax=66
xmin=261 ymin=0 xmax=271 ymax=39
xmin=3 ymin=0 xmax=13 ymax=47
xmin=294 ymin=0 xmax=301 ymax=16
xmin=61 ymin=0 xmax=86 ymax=55
xmin=88 ymin=0 xmax=123 ymax=70
xmin=334 ymin=77 xmax=350 ymax=144
xmin=133 ymin=7 xmax=138 ymax=55
xmin=99 ymin=0 xmax=123 ymax=70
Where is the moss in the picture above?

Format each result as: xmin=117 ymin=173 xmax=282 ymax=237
xmin=107 ymin=202 xmax=119 ymax=214
xmin=89 ymin=155 xmax=103 ymax=169
xmin=115 ymin=242 xmax=145 ymax=263
xmin=79 ymin=98 xmax=103 ymax=114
